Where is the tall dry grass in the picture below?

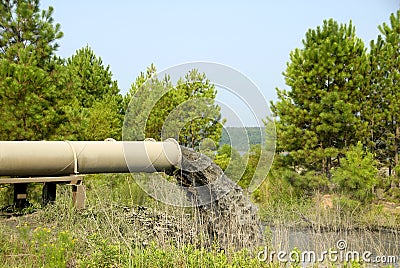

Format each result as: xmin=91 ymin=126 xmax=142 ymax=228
xmin=0 ymin=174 xmax=399 ymax=267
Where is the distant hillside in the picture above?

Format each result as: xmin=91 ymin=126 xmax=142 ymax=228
xmin=219 ymin=127 xmax=265 ymax=151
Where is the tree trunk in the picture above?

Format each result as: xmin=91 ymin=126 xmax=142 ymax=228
xmin=326 ymin=156 xmax=332 ymax=179
xmin=395 ymin=125 xmax=399 ymax=177
xmin=395 ymin=125 xmax=399 ymax=165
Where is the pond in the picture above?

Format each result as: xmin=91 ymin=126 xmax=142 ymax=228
xmin=265 ymin=226 xmax=400 ymax=266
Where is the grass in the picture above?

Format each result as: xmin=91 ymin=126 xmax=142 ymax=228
xmin=0 ymin=204 xmax=265 ymax=267
xmin=0 ymin=174 xmax=399 ymax=267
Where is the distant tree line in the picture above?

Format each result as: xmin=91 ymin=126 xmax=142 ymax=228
xmin=219 ymin=127 xmax=264 ymax=151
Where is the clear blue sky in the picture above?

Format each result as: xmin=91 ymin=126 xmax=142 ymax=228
xmin=41 ymin=0 xmax=398 ymax=126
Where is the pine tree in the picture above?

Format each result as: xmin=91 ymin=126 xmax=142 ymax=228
xmin=0 ymin=0 xmax=66 ymax=140
xmin=123 ymin=66 xmax=224 ymax=148
xmin=332 ymin=142 xmax=378 ymax=202
xmin=271 ymin=19 xmax=369 ymax=176
xmin=164 ymin=69 xmax=224 ymax=148
xmin=123 ymin=64 xmax=172 ymax=141
xmin=367 ymin=10 xmax=400 ymax=173
xmin=65 ymin=46 xmax=120 ymax=108
xmin=56 ymin=46 xmax=123 ymax=140
xmin=0 ymin=0 xmax=63 ymax=66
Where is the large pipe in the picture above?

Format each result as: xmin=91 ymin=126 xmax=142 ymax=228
xmin=0 ymin=139 xmax=181 ymax=177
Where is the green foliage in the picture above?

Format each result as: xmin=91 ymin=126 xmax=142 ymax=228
xmin=241 ymin=144 xmax=262 ymax=188
xmin=0 ymin=3 xmax=124 ymax=142
xmin=65 ymin=46 xmax=120 ymax=108
xmin=0 ymin=224 xmax=76 ymax=268
xmin=80 ymin=233 xmax=123 ymax=267
xmin=214 ymin=154 xmax=230 ymax=173
xmin=290 ymin=171 xmax=330 ymax=196
xmin=333 ymin=195 xmax=362 ymax=215
xmin=124 ymin=65 xmax=224 ymax=148
xmin=0 ymin=43 xmax=67 ymax=141
xmin=366 ymin=10 xmax=400 ymax=170
xmin=238 ymin=143 xmax=274 ymax=192
xmin=84 ymin=174 xmax=151 ymax=207
xmin=75 ymin=241 xmax=272 ymax=268
xmin=123 ymin=64 xmax=166 ymax=140
xmin=332 ymin=142 xmax=378 ymax=202
xmin=0 ymin=59 xmax=58 ymax=140
xmin=253 ymin=167 xmax=297 ymax=204
xmin=177 ymin=70 xmax=224 ymax=148
xmin=271 ymin=19 xmax=368 ymax=176
xmin=267 ymin=11 xmax=400 ymax=205
xmin=0 ymin=0 xmax=63 ymax=65
xmin=80 ymin=95 xmax=123 ymax=140
xmin=214 ymin=144 xmax=245 ymax=184
xmin=0 ymin=0 xmax=67 ymax=140
xmin=214 ymin=144 xmax=241 ymax=169
xmin=253 ymin=158 xmax=330 ymax=204
xmin=198 ymin=137 xmax=218 ymax=158
xmin=0 ymin=185 xmax=13 ymax=207
xmin=56 ymin=46 xmax=123 ymax=140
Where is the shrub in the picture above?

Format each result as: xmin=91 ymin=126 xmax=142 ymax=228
xmin=332 ymin=142 xmax=378 ymax=202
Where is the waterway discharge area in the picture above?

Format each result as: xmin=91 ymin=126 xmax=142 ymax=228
xmin=165 ymin=146 xmax=264 ymax=250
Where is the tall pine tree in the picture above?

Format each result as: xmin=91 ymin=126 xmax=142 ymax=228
xmin=164 ymin=69 xmax=224 ymax=148
xmin=0 ymin=0 xmax=63 ymax=66
xmin=271 ymin=19 xmax=369 ymax=176
xmin=56 ymin=46 xmax=123 ymax=140
xmin=367 ymin=10 xmax=400 ymax=174
xmin=123 ymin=66 xmax=224 ymax=148
xmin=0 ymin=0 xmax=66 ymax=140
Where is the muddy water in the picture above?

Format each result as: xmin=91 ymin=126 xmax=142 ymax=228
xmin=166 ymin=146 xmax=263 ymax=250
xmin=265 ymin=227 xmax=400 ymax=267
xmin=270 ymin=226 xmax=400 ymax=257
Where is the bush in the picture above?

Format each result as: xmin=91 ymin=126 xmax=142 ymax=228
xmin=252 ymin=167 xmax=297 ymax=204
xmin=290 ymin=171 xmax=330 ymax=196
xmin=332 ymin=142 xmax=378 ymax=202
xmin=214 ymin=144 xmax=245 ymax=185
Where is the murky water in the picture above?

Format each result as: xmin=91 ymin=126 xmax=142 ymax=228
xmin=267 ymin=226 xmax=400 ymax=266
xmin=271 ymin=227 xmax=399 ymax=254
xmin=167 ymin=146 xmax=263 ymax=250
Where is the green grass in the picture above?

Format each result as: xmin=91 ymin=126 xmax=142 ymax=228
xmin=0 ymin=174 xmax=399 ymax=267
xmin=0 ymin=220 xmax=268 ymax=267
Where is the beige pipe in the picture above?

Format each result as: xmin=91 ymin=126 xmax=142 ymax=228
xmin=0 ymin=139 xmax=181 ymax=176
